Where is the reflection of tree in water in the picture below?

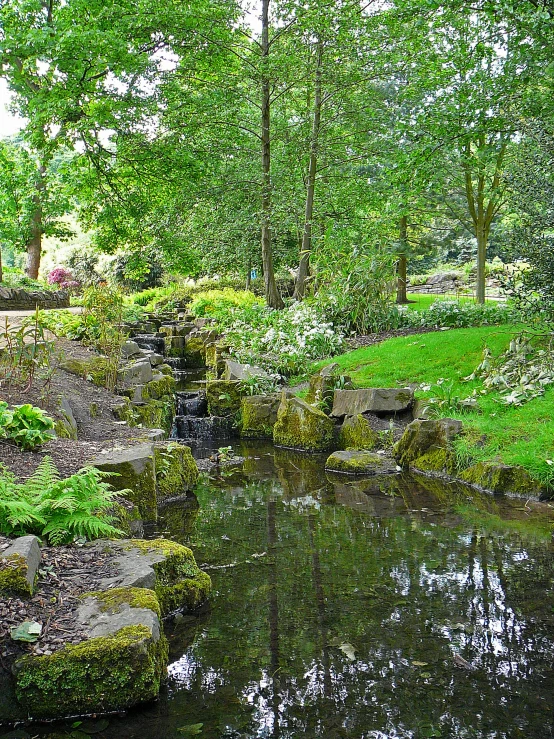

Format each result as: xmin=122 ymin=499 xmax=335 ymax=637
xmin=151 ymin=470 xmax=554 ymax=739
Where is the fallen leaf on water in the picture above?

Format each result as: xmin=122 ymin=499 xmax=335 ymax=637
xmin=328 ymin=637 xmax=357 ymax=661
xmin=178 ymin=724 xmax=204 ymax=736
xmin=452 ymin=653 xmax=473 ymax=670
xmin=412 ymin=661 xmax=428 ymax=667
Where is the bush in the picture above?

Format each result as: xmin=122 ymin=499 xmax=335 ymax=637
xmin=0 ymin=402 xmax=55 ymax=450
xmin=0 ymin=457 xmax=123 ymax=544
xmin=189 ymin=288 xmax=264 ymax=319
xmin=398 ymin=299 xmax=515 ymax=329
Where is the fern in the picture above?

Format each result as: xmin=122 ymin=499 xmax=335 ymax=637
xmin=0 ymin=457 xmax=124 ymax=545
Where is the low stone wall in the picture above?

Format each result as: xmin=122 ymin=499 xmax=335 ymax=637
xmin=0 ymin=287 xmax=69 ymax=310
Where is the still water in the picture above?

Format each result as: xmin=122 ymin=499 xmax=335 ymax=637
xmin=20 ymin=444 xmax=554 ymax=739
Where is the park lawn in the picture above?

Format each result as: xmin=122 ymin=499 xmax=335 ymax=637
xmin=309 ymin=324 xmax=554 ymax=488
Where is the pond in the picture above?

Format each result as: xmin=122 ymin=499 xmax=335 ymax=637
xmin=17 ymin=443 xmax=554 ymax=739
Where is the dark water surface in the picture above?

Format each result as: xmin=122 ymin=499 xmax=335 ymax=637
xmin=20 ymin=445 xmax=554 ymax=739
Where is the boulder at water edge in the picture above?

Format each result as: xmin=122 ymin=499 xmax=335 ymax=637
xmin=325 ymin=450 xmax=398 ymax=475
xmin=393 ymin=418 xmax=463 ymax=472
xmin=338 ymin=414 xmax=379 ymax=450
xmin=273 ymin=395 xmax=335 ymax=452
xmin=240 ymin=394 xmax=280 ymax=438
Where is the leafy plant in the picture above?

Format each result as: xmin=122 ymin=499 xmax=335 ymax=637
xmin=418 ymin=378 xmax=478 ymax=417
xmin=0 ymin=308 xmax=57 ymax=393
xmin=0 ymin=402 xmax=55 ymax=450
xmin=237 ymin=374 xmax=280 ymax=396
xmin=398 ymin=299 xmax=515 ymax=329
xmin=0 ymin=457 xmax=124 ymax=545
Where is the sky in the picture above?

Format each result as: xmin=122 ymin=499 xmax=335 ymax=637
xmin=0 ymin=80 xmax=25 ymax=138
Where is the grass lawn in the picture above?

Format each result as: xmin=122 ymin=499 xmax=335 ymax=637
xmin=404 ymin=293 xmax=498 ymax=311
xmin=308 ymin=324 xmax=554 ymax=488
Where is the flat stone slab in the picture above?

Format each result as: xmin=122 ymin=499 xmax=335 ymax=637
xmin=0 ymin=536 xmax=41 ymax=595
xmin=325 ymin=450 xmax=399 ymax=475
xmin=224 ymin=359 xmax=269 ymax=381
xmin=331 ymin=388 xmax=414 ymax=417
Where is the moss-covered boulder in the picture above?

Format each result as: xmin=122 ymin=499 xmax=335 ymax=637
xmin=240 ymin=394 xmax=280 ymax=439
xmin=325 ymin=450 xmax=398 ymax=475
xmin=91 ymin=443 xmax=157 ymax=521
xmin=14 ymin=586 xmax=167 ymax=719
xmin=393 ymin=418 xmax=463 ymax=472
xmin=338 ymin=414 xmax=379 ymax=450
xmin=61 ymin=356 xmax=111 ymax=388
xmin=460 ymin=462 xmax=545 ymax=497
xmin=184 ymin=336 xmax=206 ymax=367
xmin=154 ymin=442 xmax=199 ymax=500
xmin=104 ymin=539 xmax=212 ymax=615
xmin=206 ymin=380 xmax=242 ymax=416
xmin=0 ymin=536 xmax=41 ymax=596
xmin=164 ymin=336 xmax=185 ymax=357
xmin=205 ymin=342 xmax=230 ymax=377
xmin=273 ymin=395 xmax=335 ymax=452
xmin=143 ymin=373 xmax=176 ymax=400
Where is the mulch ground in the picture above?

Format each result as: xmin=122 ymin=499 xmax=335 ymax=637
xmin=346 ymin=326 xmax=443 ymax=350
xmin=0 ymin=538 xmax=117 ymax=670
xmin=0 ymin=338 xmax=147 ymax=480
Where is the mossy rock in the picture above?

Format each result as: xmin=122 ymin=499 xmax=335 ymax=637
xmin=206 ymin=380 xmax=242 ymax=417
xmin=306 ymin=367 xmax=352 ymax=414
xmin=154 ymin=442 xmax=199 ymax=500
xmin=394 ymin=418 xmax=463 ymax=471
xmin=205 ymin=342 xmax=229 ymax=377
xmin=61 ymin=356 xmax=111 ymax=388
xmin=460 ymin=462 xmax=544 ymax=497
xmin=165 ymin=336 xmax=186 ymax=357
xmin=273 ymin=395 xmax=335 ymax=452
xmin=0 ymin=553 xmax=34 ymax=596
xmin=325 ymin=450 xmax=398 ymax=475
xmin=184 ymin=337 xmax=207 ymax=367
xmin=143 ymin=374 xmax=176 ymax=401
xmin=14 ymin=624 xmax=167 ymax=718
xmin=83 ymin=586 xmax=162 ymax=619
xmin=132 ymin=397 xmax=174 ymax=436
xmin=123 ymin=539 xmax=212 ymax=614
xmin=239 ymin=394 xmax=280 ymax=439
xmin=338 ymin=414 xmax=379 ymax=451
xmin=92 ymin=444 xmax=157 ymax=521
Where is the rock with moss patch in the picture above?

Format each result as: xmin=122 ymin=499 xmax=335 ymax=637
xmin=14 ymin=587 xmax=167 ymax=718
xmin=154 ymin=443 xmax=199 ymax=500
xmin=205 ymin=342 xmax=230 ymax=377
xmin=184 ymin=336 xmax=206 ymax=367
xmin=393 ymin=418 xmax=462 ymax=472
xmin=331 ymin=387 xmax=414 ymax=418
xmin=206 ymin=380 xmax=242 ymax=416
xmin=273 ymin=395 xmax=335 ymax=452
xmin=338 ymin=414 xmax=379 ymax=450
xmin=56 ymin=396 xmax=78 ymax=440
xmin=91 ymin=444 xmax=157 ymax=521
xmin=98 ymin=539 xmax=212 ymax=615
xmin=240 ymin=394 xmax=280 ymax=439
xmin=0 ymin=536 xmax=41 ymax=596
xmin=325 ymin=450 xmax=398 ymax=475
xmin=460 ymin=462 xmax=545 ymax=497
xmin=306 ymin=365 xmax=352 ymax=413
xmin=61 ymin=356 xmax=111 ymax=387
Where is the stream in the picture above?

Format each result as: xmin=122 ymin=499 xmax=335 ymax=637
xmin=23 ymin=441 xmax=554 ymax=739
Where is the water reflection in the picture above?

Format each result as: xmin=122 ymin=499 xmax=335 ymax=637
xmin=28 ymin=445 xmax=554 ymax=739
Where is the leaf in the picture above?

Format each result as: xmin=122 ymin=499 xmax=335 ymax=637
xmin=10 ymin=621 xmax=42 ymax=642
xmin=328 ymin=637 xmax=356 ymax=661
xmin=177 ymin=724 xmax=204 ymax=736
xmin=412 ymin=660 xmax=428 ymax=667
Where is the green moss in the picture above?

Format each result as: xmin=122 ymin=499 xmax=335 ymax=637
xmin=157 ymin=363 xmax=174 ymax=376
xmin=460 ymin=461 xmax=543 ymax=496
xmin=164 ymin=336 xmax=186 ymax=357
xmin=125 ymin=539 xmax=212 ymax=614
xmin=54 ymin=419 xmax=73 ymax=440
xmin=184 ymin=337 xmax=206 ymax=367
xmin=61 ymin=356 xmax=111 ymax=388
xmin=273 ymin=396 xmax=335 ymax=452
xmin=0 ymin=553 xmax=33 ymax=596
xmin=325 ymin=450 xmax=384 ymax=473
xmin=413 ymin=447 xmax=455 ymax=473
xmin=338 ymin=415 xmax=379 ymax=451
xmin=239 ymin=395 xmax=280 ymax=439
xmin=95 ymin=454 xmax=157 ymax=522
xmin=206 ymin=380 xmax=242 ymax=416
xmin=111 ymin=502 xmax=142 ymax=537
xmin=132 ymin=398 xmax=174 ymax=435
xmin=14 ymin=624 xmax=168 ymax=718
xmin=143 ymin=375 xmax=176 ymax=401
xmin=154 ymin=443 xmax=199 ymax=500
xmin=89 ymin=402 xmax=99 ymax=418
xmin=83 ymin=587 xmax=162 ymax=619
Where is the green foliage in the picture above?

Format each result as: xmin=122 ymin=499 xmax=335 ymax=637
xmin=0 ymin=402 xmax=55 ymax=450
xmin=398 ymin=299 xmax=515 ymax=329
xmin=189 ymin=288 xmax=264 ymax=319
xmin=0 ymin=457 xmax=123 ymax=545
xmin=0 ymin=308 xmax=57 ymax=393
xmin=238 ymin=375 xmax=280 ymax=396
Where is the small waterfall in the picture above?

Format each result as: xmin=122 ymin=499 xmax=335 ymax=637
xmin=134 ymin=334 xmax=166 ymax=354
xmin=176 ymin=391 xmax=208 ymax=416
xmin=173 ymin=415 xmax=234 ymax=441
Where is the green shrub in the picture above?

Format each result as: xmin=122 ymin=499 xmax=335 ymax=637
xmin=189 ymin=288 xmax=264 ymax=319
xmin=0 ymin=403 xmax=55 ymax=450
xmin=398 ymin=299 xmax=515 ymax=329
xmin=0 ymin=457 xmax=123 ymax=544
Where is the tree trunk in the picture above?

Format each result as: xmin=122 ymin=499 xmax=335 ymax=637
xmin=396 ymin=215 xmax=409 ymax=304
xmin=294 ymin=40 xmax=323 ymax=301
xmin=476 ymin=225 xmax=487 ymax=304
xmin=25 ymin=164 xmax=46 ymax=280
xmin=261 ymin=0 xmax=284 ymax=309
xmin=267 ymin=497 xmax=281 ymax=737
